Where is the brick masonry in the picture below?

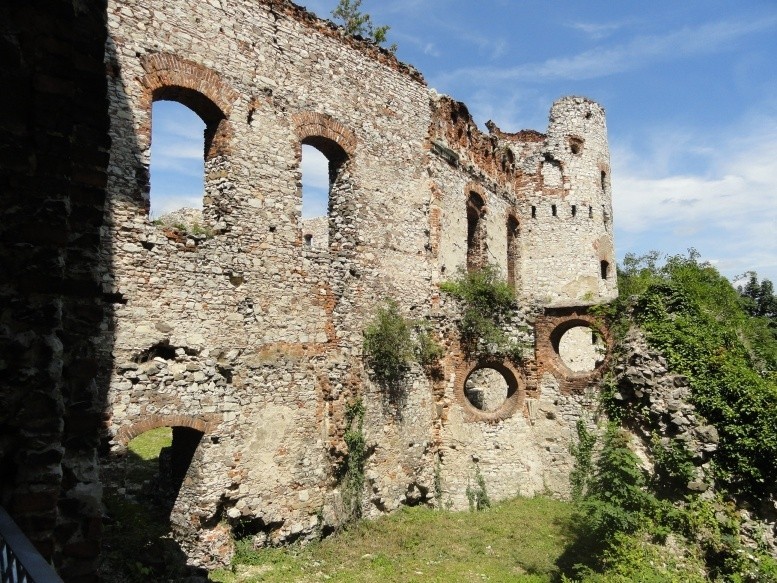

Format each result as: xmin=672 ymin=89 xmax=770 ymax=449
xmin=102 ymin=0 xmax=618 ymax=567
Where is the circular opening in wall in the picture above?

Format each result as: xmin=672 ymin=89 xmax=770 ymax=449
xmin=557 ymin=325 xmax=605 ymax=372
xmin=464 ymin=367 xmax=511 ymax=412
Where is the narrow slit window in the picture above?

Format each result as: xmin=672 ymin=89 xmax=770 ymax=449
xmin=466 ymin=192 xmax=486 ymax=272
xmin=588 ymin=205 xmax=593 ymax=218
xmin=506 ymin=215 xmax=519 ymax=288
xmin=571 ymin=205 xmax=577 ymax=217
xmin=552 ymin=204 xmax=557 ymax=217
xmin=531 ymin=205 xmax=536 ymax=219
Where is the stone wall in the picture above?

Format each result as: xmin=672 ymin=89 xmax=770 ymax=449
xmin=0 ymin=1 xmax=111 ymax=581
xmin=103 ymin=0 xmax=618 ymax=566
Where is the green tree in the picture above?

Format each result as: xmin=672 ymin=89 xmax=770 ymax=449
xmin=331 ymin=0 xmax=396 ymax=52
xmin=738 ymin=271 xmax=777 ymax=320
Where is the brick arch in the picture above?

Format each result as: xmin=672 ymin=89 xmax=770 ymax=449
xmin=115 ymin=414 xmax=217 ymax=446
xmin=292 ymin=111 xmax=357 ymax=160
xmin=138 ymin=53 xmax=238 ymax=158
xmin=464 ymin=181 xmax=489 ymax=208
xmin=139 ymin=53 xmax=239 ymax=120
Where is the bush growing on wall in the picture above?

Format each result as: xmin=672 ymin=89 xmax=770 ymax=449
xmin=439 ymin=264 xmax=525 ymax=359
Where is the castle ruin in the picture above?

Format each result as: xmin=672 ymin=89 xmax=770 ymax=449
xmin=100 ymin=0 xmax=618 ymax=567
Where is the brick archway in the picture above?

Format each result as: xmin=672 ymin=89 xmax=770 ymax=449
xmin=292 ymin=111 xmax=357 ymax=160
xmin=115 ymin=414 xmax=217 ymax=446
xmin=139 ymin=53 xmax=239 ymax=119
xmin=138 ymin=53 xmax=238 ymax=158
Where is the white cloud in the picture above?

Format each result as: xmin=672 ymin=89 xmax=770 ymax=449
xmin=613 ymin=115 xmax=777 ymax=280
xmin=435 ymin=16 xmax=777 ymax=86
xmin=567 ymin=20 xmax=626 ymax=40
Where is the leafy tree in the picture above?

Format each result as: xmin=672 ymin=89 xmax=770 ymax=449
xmin=738 ymin=271 xmax=777 ymax=320
xmin=331 ymin=0 xmax=397 ymax=52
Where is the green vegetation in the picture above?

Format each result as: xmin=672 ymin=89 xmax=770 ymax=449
xmin=565 ymin=251 xmax=777 ymax=582
xmin=363 ymin=300 xmax=415 ymax=387
xmin=618 ymin=251 xmax=777 ymax=498
xmin=211 ymin=496 xmax=581 ymax=583
xmin=362 ymin=299 xmax=444 ymax=405
xmin=331 ymin=0 xmax=396 ymax=53
xmin=439 ymin=265 xmax=526 ymax=360
xmin=465 ymin=464 xmax=491 ymax=512
xmin=342 ymin=400 xmax=366 ymax=520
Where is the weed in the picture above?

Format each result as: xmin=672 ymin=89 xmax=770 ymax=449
xmin=465 ymin=464 xmax=490 ymax=511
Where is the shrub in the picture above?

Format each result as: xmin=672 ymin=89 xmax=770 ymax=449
xmin=440 ymin=264 xmax=525 ymax=358
xmin=363 ymin=299 xmax=415 ymax=387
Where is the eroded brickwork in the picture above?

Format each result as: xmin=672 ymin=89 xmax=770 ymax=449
xmin=103 ymin=0 xmax=618 ymax=567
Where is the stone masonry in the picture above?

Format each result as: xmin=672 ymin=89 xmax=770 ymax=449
xmin=102 ymin=0 xmax=618 ymax=567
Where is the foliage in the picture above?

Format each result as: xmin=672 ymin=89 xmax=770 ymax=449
xmin=465 ymin=464 xmax=491 ymax=512
xmin=576 ymin=424 xmax=659 ymax=561
xmin=331 ymin=0 xmax=396 ymax=53
xmin=650 ymin=435 xmax=696 ymax=492
xmin=570 ymin=419 xmax=597 ymax=501
xmin=362 ymin=300 xmax=444 ymax=412
xmin=738 ymin=271 xmax=777 ymax=320
xmin=342 ymin=400 xmax=366 ymax=520
xmin=440 ymin=264 xmax=525 ymax=359
xmin=414 ymin=323 xmax=444 ymax=370
xmin=622 ymin=251 xmax=777 ymax=498
xmin=363 ymin=299 xmax=415 ymax=387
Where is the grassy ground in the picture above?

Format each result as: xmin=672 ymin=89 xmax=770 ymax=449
xmin=211 ymin=497 xmax=582 ymax=583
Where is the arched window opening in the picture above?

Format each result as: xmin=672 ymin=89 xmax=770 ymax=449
xmin=464 ymin=367 xmax=511 ymax=412
xmin=557 ymin=325 xmax=605 ymax=372
xmin=600 ymin=260 xmax=610 ymax=280
xmin=506 ymin=215 xmax=519 ymax=288
xmin=300 ymin=138 xmax=348 ymax=252
xmin=149 ymin=100 xmax=205 ymax=219
xmin=466 ymin=192 xmax=486 ymax=272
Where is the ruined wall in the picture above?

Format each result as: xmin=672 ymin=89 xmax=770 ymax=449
xmin=0 ymin=2 xmax=111 ymax=581
xmin=103 ymin=0 xmax=617 ymax=566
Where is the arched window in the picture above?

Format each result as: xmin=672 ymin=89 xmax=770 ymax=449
xmin=506 ymin=215 xmax=519 ymax=288
xmin=600 ymin=260 xmax=610 ymax=280
xmin=467 ymin=192 xmax=486 ymax=272
xmin=150 ymin=101 xmax=205 ymax=218
xmin=300 ymin=136 xmax=349 ymax=252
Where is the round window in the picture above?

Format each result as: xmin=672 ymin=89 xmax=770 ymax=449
xmin=464 ymin=367 xmax=510 ymax=412
xmin=557 ymin=325 xmax=605 ymax=372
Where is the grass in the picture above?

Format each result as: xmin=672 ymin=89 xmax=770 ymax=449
xmin=211 ymin=496 xmax=581 ymax=583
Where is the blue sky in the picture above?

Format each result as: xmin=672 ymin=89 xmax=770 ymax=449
xmin=150 ymin=0 xmax=777 ymax=282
